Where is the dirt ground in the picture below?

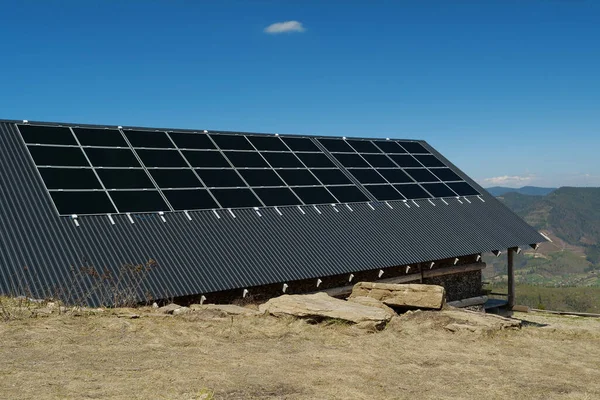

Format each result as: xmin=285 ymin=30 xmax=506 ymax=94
xmin=1 ymin=304 xmax=599 ymax=400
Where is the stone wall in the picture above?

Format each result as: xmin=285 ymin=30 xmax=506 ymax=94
xmin=423 ymin=270 xmax=483 ymax=302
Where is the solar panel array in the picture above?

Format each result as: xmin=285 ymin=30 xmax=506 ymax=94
xmin=18 ymin=124 xmax=480 ymax=216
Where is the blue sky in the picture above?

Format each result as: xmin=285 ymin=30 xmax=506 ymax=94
xmin=0 ymin=1 xmax=598 ymax=187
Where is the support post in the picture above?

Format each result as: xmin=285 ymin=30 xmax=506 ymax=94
xmin=507 ymin=247 xmax=515 ymax=309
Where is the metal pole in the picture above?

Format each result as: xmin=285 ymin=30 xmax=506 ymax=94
xmin=507 ymin=247 xmax=515 ymax=309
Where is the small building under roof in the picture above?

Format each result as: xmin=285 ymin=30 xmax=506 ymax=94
xmin=0 ymin=119 xmax=545 ymax=306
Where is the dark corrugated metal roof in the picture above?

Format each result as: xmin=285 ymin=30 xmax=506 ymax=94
xmin=0 ymin=120 xmax=546 ymax=304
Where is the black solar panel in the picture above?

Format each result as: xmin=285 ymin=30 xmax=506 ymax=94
xmin=149 ymin=169 xmax=203 ymax=189
xmin=39 ymin=168 xmax=102 ymax=190
xmin=170 ymin=132 xmax=216 ymax=150
xmin=247 ymin=136 xmax=288 ymax=151
xmin=292 ymin=186 xmax=336 ymax=204
xmin=318 ymin=138 xmax=354 ymax=153
xmin=210 ymin=134 xmax=253 ymax=150
xmin=84 ymin=148 xmax=141 ymax=167
xmin=346 ymin=140 xmax=381 ymax=153
xmin=18 ymin=124 xmax=480 ymax=215
xmin=327 ymin=185 xmax=369 ymax=203
xmin=365 ymin=184 xmax=403 ymax=201
xmin=394 ymin=184 xmax=431 ymax=200
xmin=261 ymin=152 xmax=304 ymax=168
xmin=74 ymin=128 xmax=128 ymax=147
xmin=20 ymin=125 xmax=77 ymax=145
xmin=281 ymin=137 xmax=319 ymax=152
xmin=124 ymin=130 xmax=174 ymax=148
xmin=110 ymin=190 xmax=170 ymax=212
xmin=224 ymin=151 xmax=269 ymax=168
xmin=97 ymin=169 xmax=154 ymax=189
xmin=333 ymin=153 xmax=369 ymax=168
xmin=254 ymin=187 xmax=299 ymax=206
xmin=50 ymin=191 xmax=116 ymax=215
xmin=211 ymin=188 xmax=261 ymax=208
xmin=183 ymin=150 xmax=230 ymax=168
xmin=163 ymin=189 xmax=218 ymax=210
xmin=373 ymin=141 xmax=406 ymax=153
xmin=28 ymin=146 xmax=89 ymax=166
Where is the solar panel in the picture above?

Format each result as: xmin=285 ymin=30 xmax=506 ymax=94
xmin=254 ymin=187 xmax=299 ymax=206
xmin=349 ymin=169 xmax=386 ymax=184
xmin=110 ymin=190 xmax=170 ymax=212
xmin=28 ymin=146 xmax=89 ymax=166
xmin=388 ymin=154 xmax=421 ymax=168
xmin=196 ymin=169 xmax=245 ymax=188
xmin=238 ymin=169 xmax=285 ymax=187
xmin=281 ymin=137 xmax=319 ymax=152
xmin=373 ymin=141 xmax=406 ymax=153
xmin=405 ymin=168 xmax=440 ymax=183
xmin=183 ymin=150 xmax=230 ymax=168
xmin=39 ymin=168 xmax=102 ymax=190
xmin=394 ymin=184 xmax=431 ymax=200
xmin=74 ymin=128 xmax=128 ymax=147
xmin=211 ymin=188 xmax=262 ymax=208
xmin=326 ymin=185 xmax=369 ymax=203
xmin=210 ymin=134 xmax=253 ymax=150
xmin=447 ymin=182 xmax=480 ymax=196
xmin=137 ymin=149 xmax=188 ymax=168
xmin=297 ymin=153 xmax=335 ymax=168
xmin=84 ymin=148 xmax=141 ymax=167
xmin=398 ymin=141 xmax=429 ymax=154
xmin=18 ymin=124 xmax=481 ymax=216
xmin=50 ymin=191 xmax=116 ymax=215
xmin=277 ymin=169 xmax=320 ymax=186
xmin=292 ymin=186 xmax=336 ymax=204
xmin=224 ymin=151 xmax=269 ymax=168
xmin=362 ymin=154 xmax=396 ymax=168
xmin=414 ymin=154 xmax=445 ymax=167
xmin=247 ymin=136 xmax=288 ymax=151
xmin=124 ymin=130 xmax=174 ymax=148
xmin=318 ymin=138 xmax=354 ymax=153
xmin=163 ymin=189 xmax=218 ymax=210
xmin=97 ymin=169 xmax=154 ymax=189
xmin=149 ymin=169 xmax=203 ymax=189
xmin=376 ymin=168 xmax=413 ymax=184
xmin=333 ymin=153 xmax=369 ymax=168
xmin=346 ymin=140 xmax=381 ymax=153
xmin=20 ymin=125 xmax=77 ymax=145
xmin=310 ymin=169 xmax=352 ymax=185
xmin=421 ymin=183 xmax=456 ymax=198
xmin=170 ymin=132 xmax=216 ymax=150
xmin=261 ymin=152 xmax=304 ymax=168
xmin=365 ymin=184 xmax=404 ymax=201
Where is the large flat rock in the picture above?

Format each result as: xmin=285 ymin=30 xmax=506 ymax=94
xmin=350 ymin=282 xmax=445 ymax=310
xmin=259 ymin=292 xmax=391 ymax=324
xmin=189 ymin=304 xmax=261 ymax=316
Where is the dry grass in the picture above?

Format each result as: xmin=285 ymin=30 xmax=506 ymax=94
xmin=0 ymin=300 xmax=599 ymax=400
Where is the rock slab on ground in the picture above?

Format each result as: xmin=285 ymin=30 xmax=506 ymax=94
xmin=189 ymin=304 xmax=260 ymax=316
xmin=158 ymin=304 xmax=190 ymax=315
xmin=350 ymin=282 xmax=445 ymax=310
xmin=347 ymin=296 xmax=397 ymax=318
xmin=259 ymin=292 xmax=391 ymax=324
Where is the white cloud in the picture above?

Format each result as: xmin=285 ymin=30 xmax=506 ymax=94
xmin=264 ymin=21 xmax=305 ymax=34
xmin=480 ymin=175 xmax=535 ymax=187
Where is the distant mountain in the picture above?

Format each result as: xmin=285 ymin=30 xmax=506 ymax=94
xmin=485 ymin=186 xmax=556 ymax=196
xmin=482 ymin=187 xmax=600 ymax=293
xmin=499 ymin=187 xmax=600 ymax=265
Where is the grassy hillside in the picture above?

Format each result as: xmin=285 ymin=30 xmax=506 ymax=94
xmin=498 ymin=187 xmax=600 ymax=265
xmin=485 ymin=187 xmax=600 ymax=312
xmin=1 ymin=301 xmax=600 ymax=399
